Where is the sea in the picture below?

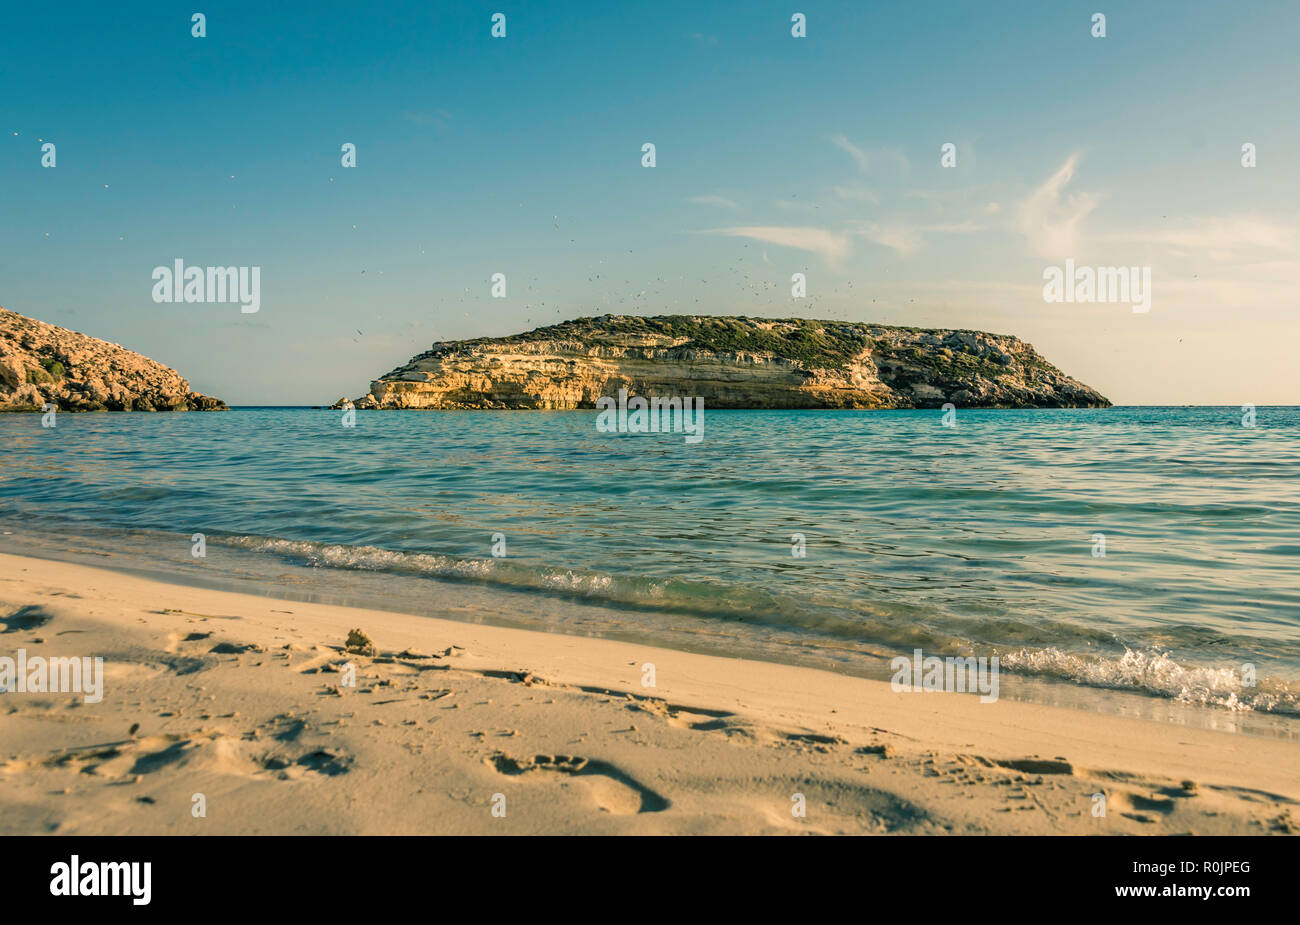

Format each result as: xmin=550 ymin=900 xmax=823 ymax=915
xmin=2 ymin=405 xmax=1297 ymax=734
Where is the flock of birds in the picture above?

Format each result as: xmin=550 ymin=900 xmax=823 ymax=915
xmin=343 ymin=208 xmax=898 ymax=345
xmin=10 ymin=126 xmax=908 ymax=346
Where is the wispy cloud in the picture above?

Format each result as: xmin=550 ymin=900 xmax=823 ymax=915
xmin=1107 ymin=215 xmax=1299 ymax=258
xmin=831 ymin=134 xmax=870 ymax=174
xmin=687 ymin=193 xmax=741 ymax=210
xmin=849 ymin=220 xmax=983 ymax=256
xmin=1016 ymin=155 xmax=1099 ymax=257
xmin=698 ymin=225 xmax=850 ymax=264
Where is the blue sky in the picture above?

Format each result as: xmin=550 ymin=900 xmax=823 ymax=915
xmin=3 ymin=0 xmax=1298 ymax=404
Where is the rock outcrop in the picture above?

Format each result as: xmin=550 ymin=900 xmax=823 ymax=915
xmin=337 ymin=315 xmax=1108 ymax=411
xmin=0 ymin=307 xmax=227 ymax=412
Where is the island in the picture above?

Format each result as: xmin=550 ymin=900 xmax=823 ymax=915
xmin=334 ymin=315 xmax=1110 ymax=410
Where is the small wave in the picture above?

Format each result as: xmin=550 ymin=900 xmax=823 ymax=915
xmin=213 ymin=533 xmax=1299 ymax=714
xmin=998 ymin=646 xmax=1297 ymax=714
xmin=215 ymin=534 xmax=784 ymax=620
xmin=221 ymin=535 xmax=610 ymax=593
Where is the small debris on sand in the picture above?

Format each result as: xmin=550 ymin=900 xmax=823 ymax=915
xmin=345 ymin=628 xmax=376 ymax=657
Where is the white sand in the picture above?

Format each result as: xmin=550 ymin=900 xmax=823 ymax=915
xmin=1 ymin=552 xmax=1296 ymax=835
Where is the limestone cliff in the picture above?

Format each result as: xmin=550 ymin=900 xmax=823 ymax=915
xmin=0 ymin=307 xmax=227 ymax=412
xmin=338 ymin=315 xmax=1109 ymax=410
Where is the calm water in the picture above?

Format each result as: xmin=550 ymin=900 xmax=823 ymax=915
xmin=1 ymin=406 xmax=1297 ymax=717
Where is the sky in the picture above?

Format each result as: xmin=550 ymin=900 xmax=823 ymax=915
xmin=2 ymin=0 xmax=1298 ymax=405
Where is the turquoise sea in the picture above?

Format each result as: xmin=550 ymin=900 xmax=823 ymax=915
xmin=1 ymin=406 xmax=1297 ymax=723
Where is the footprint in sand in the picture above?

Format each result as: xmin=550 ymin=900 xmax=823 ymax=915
xmin=33 ymin=725 xmax=354 ymax=783
xmin=488 ymin=752 xmax=670 ymax=815
xmin=622 ymin=696 xmax=744 ymax=734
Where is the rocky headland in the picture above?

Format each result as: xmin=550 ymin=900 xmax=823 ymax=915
xmin=0 ymin=307 xmax=226 ymax=412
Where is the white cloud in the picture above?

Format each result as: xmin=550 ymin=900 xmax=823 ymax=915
xmin=848 ymin=220 xmax=983 ymax=256
xmin=1109 ymin=216 xmax=1298 ymax=257
xmin=1016 ymin=155 xmax=1099 ymax=257
xmin=699 ymin=225 xmax=850 ymax=264
xmin=831 ymin=134 xmax=870 ymax=174
xmin=687 ymin=194 xmax=741 ymax=210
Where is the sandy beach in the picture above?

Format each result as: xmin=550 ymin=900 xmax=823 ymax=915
xmin=1 ymin=551 xmax=1295 ymax=836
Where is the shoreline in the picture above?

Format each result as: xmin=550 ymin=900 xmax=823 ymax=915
xmin=1 ymin=552 xmax=1296 ymax=835
xmin=3 ymin=522 xmax=1293 ymax=737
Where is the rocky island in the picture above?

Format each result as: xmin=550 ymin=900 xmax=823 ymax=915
xmin=0 ymin=307 xmax=226 ymax=412
xmin=337 ymin=315 xmax=1109 ymax=410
